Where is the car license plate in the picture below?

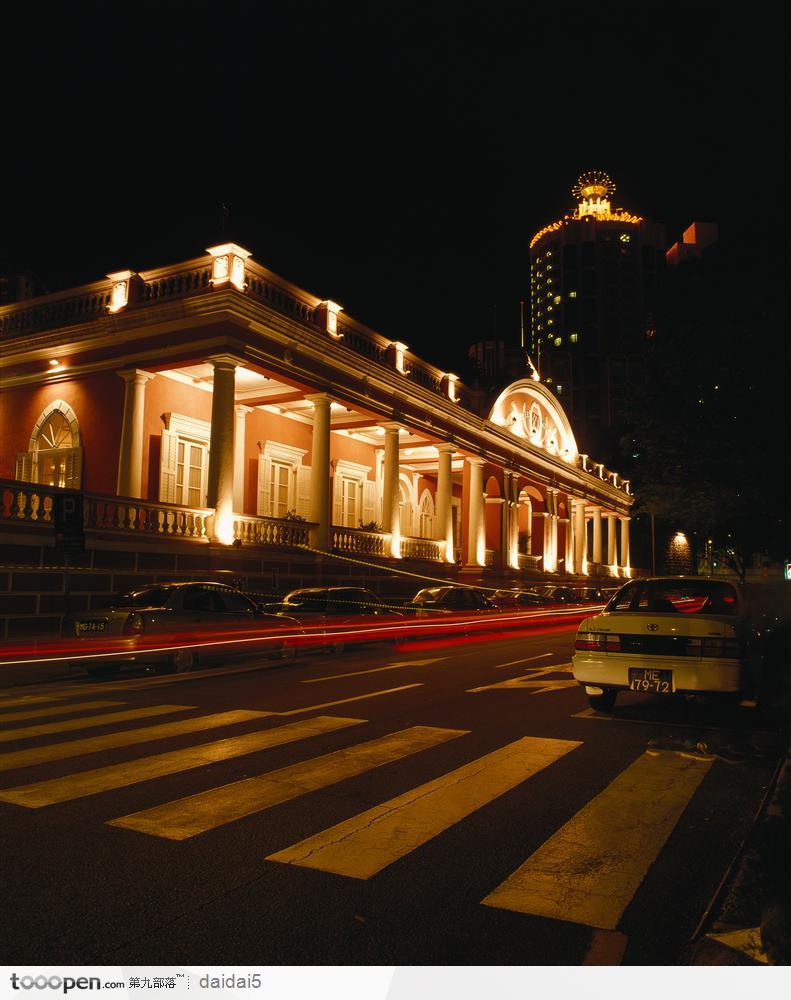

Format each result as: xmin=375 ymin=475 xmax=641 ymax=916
xmin=75 ymin=620 xmax=106 ymax=635
xmin=629 ymin=668 xmax=672 ymax=694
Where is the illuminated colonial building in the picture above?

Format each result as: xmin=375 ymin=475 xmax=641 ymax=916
xmin=0 ymin=243 xmax=634 ymax=593
xmin=530 ymin=171 xmax=665 ymax=459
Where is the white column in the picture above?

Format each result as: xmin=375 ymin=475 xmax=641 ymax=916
xmin=543 ymin=489 xmax=558 ymax=572
xmin=488 ymin=497 xmax=506 ymax=569
xmin=233 ymin=405 xmax=252 ymax=514
xmin=607 ymin=513 xmax=618 ymax=567
xmin=592 ymin=506 xmax=603 ymax=565
xmin=551 ymin=490 xmax=560 ymax=572
xmin=381 ymin=423 xmax=401 ymax=558
xmin=566 ymin=505 xmax=576 ymax=574
xmin=506 ymin=471 xmax=520 ymax=570
xmin=206 ymin=358 xmax=237 ymax=544
xmin=116 ymin=369 xmax=155 ymax=499
xmin=574 ymin=499 xmax=586 ymax=575
xmin=306 ymin=393 xmax=332 ymax=550
xmin=524 ymin=497 xmax=533 ymax=557
xmin=466 ymin=457 xmax=486 ymax=566
xmin=620 ymin=515 xmax=631 ymax=573
xmin=435 ymin=444 xmax=455 ymax=563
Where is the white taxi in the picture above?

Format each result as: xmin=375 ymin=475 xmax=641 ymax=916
xmin=572 ymin=576 xmax=756 ymax=710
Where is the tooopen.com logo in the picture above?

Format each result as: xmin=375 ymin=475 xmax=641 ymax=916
xmin=10 ymin=975 xmax=105 ymax=994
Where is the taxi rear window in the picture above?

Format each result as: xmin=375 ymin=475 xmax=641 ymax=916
xmin=607 ymin=580 xmax=739 ymax=615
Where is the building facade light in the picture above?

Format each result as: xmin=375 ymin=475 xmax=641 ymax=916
xmin=441 ymin=373 xmax=460 ymax=402
xmin=206 ymin=243 xmax=251 ymax=291
xmin=106 ymin=270 xmax=135 ymax=313
xmin=387 ymin=342 xmax=410 ymax=375
xmin=316 ymin=300 xmax=344 ymax=338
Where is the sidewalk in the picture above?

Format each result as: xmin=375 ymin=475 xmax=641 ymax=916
xmin=687 ymin=643 xmax=791 ymax=966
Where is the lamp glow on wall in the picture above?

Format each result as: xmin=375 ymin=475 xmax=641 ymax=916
xmin=207 ymin=243 xmax=251 ymax=291
xmin=213 ymin=502 xmax=236 ymax=546
xmin=107 ymin=270 xmax=134 ymax=313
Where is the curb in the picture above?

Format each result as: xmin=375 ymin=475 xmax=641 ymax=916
xmin=688 ymin=712 xmax=791 ymax=965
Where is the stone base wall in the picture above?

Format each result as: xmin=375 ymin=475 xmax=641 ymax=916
xmin=0 ymin=525 xmax=464 ymax=640
xmin=0 ymin=523 xmax=617 ymax=642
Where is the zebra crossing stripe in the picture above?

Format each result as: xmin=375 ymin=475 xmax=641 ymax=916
xmin=0 ymin=705 xmax=193 ymax=744
xmin=0 ymin=710 xmax=270 ymax=772
xmin=481 ymin=750 xmax=713 ymax=930
xmin=0 ymin=716 xmax=366 ymax=808
xmin=0 ymin=700 xmax=125 ymax=723
xmin=0 ymin=693 xmax=72 ymax=708
xmin=109 ymin=725 xmax=467 ymax=841
xmin=267 ymin=736 xmax=580 ymax=878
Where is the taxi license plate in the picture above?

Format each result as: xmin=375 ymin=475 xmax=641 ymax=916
xmin=75 ymin=620 xmax=106 ymax=635
xmin=629 ymin=668 xmax=672 ymax=694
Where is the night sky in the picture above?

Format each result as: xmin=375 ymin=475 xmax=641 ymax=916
xmin=1 ymin=2 xmax=782 ymax=373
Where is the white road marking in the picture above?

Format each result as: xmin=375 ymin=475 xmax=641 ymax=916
xmin=469 ymin=663 xmax=574 ymax=693
xmin=272 ymin=683 xmax=424 ymax=716
xmin=302 ymin=658 xmax=446 ymax=684
xmin=494 ymin=653 xmax=555 ymax=669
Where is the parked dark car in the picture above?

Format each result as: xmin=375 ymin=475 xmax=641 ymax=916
xmin=265 ymin=587 xmax=403 ymax=651
xmin=410 ymin=586 xmax=499 ymax=615
xmin=490 ymin=589 xmax=547 ymax=610
xmin=65 ymin=581 xmax=302 ymax=677
xmin=536 ymin=585 xmax=579 ymax=605
xmin=572 ymin=586 xmax=617 ymax=604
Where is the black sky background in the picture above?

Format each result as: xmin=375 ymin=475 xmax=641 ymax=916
xmin=1 ymin=1 xmax=784 ymax=374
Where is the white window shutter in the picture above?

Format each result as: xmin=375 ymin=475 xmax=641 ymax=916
xmin=14 ymin=453 xmax=33 ymax=483
xmin=257 ymin=455 xmax=271 ymax=516
xmin=363 ymin=480 xmax=375 ymax=524
xmin=159 ymin=429 xmax=178 ymax=503
xmin=63 ymin=448 xmax=83 ymax=490
xmin=296 ymin=465 xmax=312 ymax=518
xmin=331 ymin=474 xmax=342 ymax=527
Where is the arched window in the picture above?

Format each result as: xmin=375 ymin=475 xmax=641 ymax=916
xmin=418 ymin=489 xmax=435 ymax=539
xmin=398 ymin=481 xmax=412 ymax=537
xmin=15 ymin=401 xmax=83 ymax=489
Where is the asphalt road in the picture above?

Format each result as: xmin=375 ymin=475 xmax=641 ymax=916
xmin=0 ymin=624 xmax=783 ymax=966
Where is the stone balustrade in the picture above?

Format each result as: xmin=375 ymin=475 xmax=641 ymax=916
xmin=85 ymin=496 xmax=212 ymax=539
xmin=0 ymin=480 xmax=57 ymax=523
xmin=233 ymin=515 xmax=313 ymax=547
xmin=399 ymin=536 xmax=443 ymax=561
xmin=0 ymin=480 xmax=312 ymax=548
xmin=331 ymin=526 xmax=389 ymax=558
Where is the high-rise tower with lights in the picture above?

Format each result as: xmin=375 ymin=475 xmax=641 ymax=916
xmin=529 ymin=171 xmax=665 ymax=461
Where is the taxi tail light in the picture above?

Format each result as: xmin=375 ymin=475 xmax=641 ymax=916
xmin=575 ymin=632 xmax=619 ymax=652
xmin=701 ymin=637 xmax=743 ymax=659
xmin=123 ymin=613 xmax=145 ymax=636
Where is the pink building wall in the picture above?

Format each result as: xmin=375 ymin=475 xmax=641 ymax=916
xmin=0 ymin=372 xmax=124 ymax=495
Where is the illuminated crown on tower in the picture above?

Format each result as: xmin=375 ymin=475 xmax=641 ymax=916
xmin=572 ymin=170 xmax=616 ymax=218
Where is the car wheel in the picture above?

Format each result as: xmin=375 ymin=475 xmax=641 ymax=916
xmin=156 ymin=649 xmax=196 ymax=674
xmin=587 ymin=689 xmax=617 ymax=711
xmin=172 ymin=648 xmax=196 ymax=673
xmin=86 ymin=662 xmax=121 ymax=679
